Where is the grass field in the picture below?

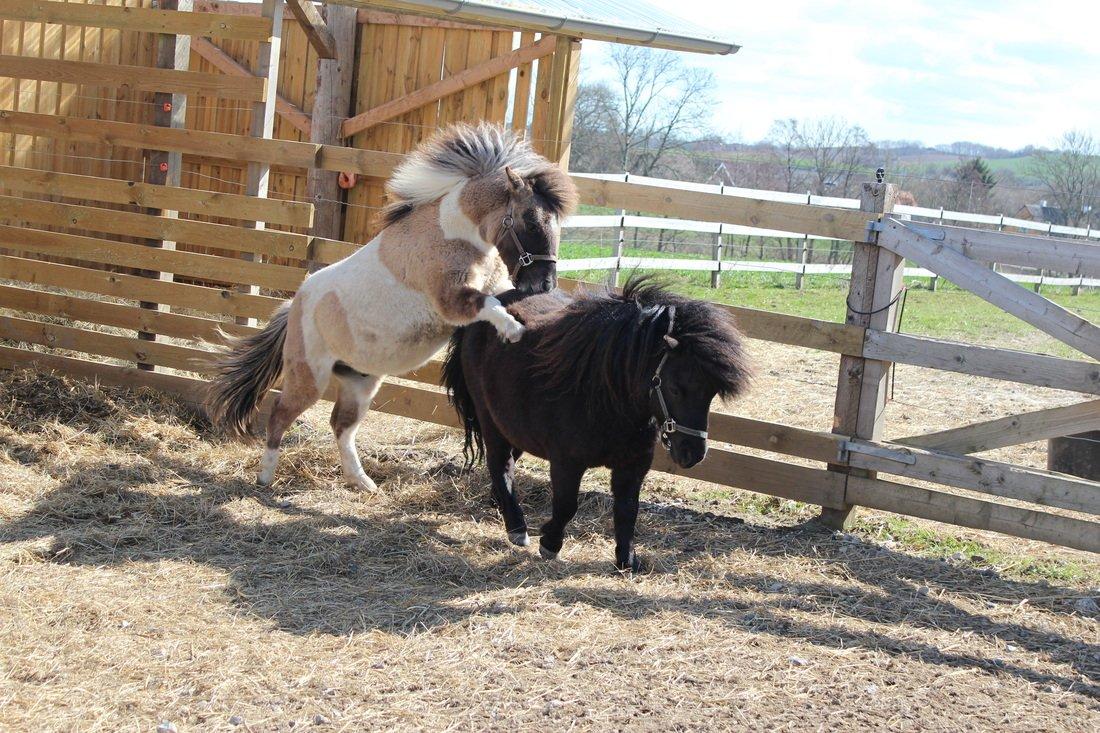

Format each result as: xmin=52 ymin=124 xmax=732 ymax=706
xmin=561 ymin=240 xmax=1100 ymax=356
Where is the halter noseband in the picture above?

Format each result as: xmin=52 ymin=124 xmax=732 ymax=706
xmin=498 ymin=203 xmax=557 ymax=281
xmin=650 ymin=305 xmax=709 ymax=448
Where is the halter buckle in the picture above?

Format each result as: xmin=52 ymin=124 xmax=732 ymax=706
xmin=501 ymin=215 xmax=514 ymax=228
xmin=517 ymin=252 xmax=534 ymax=267
xmin=662 ymin=418 xmax=678 ymax=435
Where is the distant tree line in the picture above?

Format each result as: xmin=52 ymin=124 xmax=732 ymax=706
xmin=569 ymin=47 xmax=1100 ymax=240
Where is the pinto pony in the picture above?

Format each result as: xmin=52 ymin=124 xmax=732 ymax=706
xmin=206 ymin=123 xmax=577 ymax=491
xmin=442 ymin=278 xmax=750 ymax=571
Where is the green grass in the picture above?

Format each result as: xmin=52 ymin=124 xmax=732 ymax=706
xmin=561 ymin=240 xmax=1100 ymax=355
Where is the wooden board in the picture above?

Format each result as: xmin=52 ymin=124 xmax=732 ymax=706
xmin=284 ymin=0 xmax=336 ymax=59
xmin=927 ymin=220 xmax=1100 ymax=278
xmin=844 ymin=439 xmax=1100 ymax=516
xmin=0 ymin=53 xmax=266 ymax=100
xmin=0 ymin=165 xmax=314 ymax=227
xmin=878 ymin=218 xmax=1100 ymax=361
xmin=0 ymin=282 xmax=256 ymax=341
xmin=0 ymin=313 xmax=213 ymax=373
xmin=572 ymin=176 xmax=872 ymax=242
xmin=0 ymin=0 xmax=275 ymax=40
xmin=864 ymin=328 xmax=1100 ymax=395
xmin=0 ymin=224 xmax=307 ymax=289
xmin=0 ymin=194 xmax=310 ymax=259
xmin=897 ymin=399 xmax=1100 ymax=455
xmin=0 ymin=254 xmax=284 ymax=320
xmin=848 ymin=475 xmax=1099 ymax=554
xmin=340 ymin=35 xmax=556 ymax=138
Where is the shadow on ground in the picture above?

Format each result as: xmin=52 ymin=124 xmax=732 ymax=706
xmin=0 ymin=383 xmax=1096 ymax=699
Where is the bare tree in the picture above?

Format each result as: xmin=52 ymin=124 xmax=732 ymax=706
xmin=1027 ymin=131 xmax=1100 ymax=228
xmin=599 ymin=45 xmax=715 ymax=176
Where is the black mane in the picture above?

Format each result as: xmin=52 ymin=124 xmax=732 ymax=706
xmin=532 ymin=277 xmax=751 ymax=416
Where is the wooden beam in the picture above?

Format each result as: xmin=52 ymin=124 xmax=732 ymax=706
xmin=0 ymin=195 xmax=308 ymax=259
xmin=340 ymin=35 xmax=558 ymax=138
xmin=554 ymin=37 xmax=581 ymax=168
xmin=284 ymin=0 xmax=336 ymax=59
xmin=238 ymin=0 xmax=284 ymax=327
xmin=510 ymin=31 xmax=535 ymax=133
xmin=0 ymin=254 xmax=282 ymax=321
xmin=847 ymin=475 xmax=1099 ymax=555
xmin=190 ymin=37 xmax=312 ymax=136
xmin=0 ymin=0 xmax=274 ymax=40
xmin=896 ymin=400 xmax=1100 ymax=455
xmin=823 ymin=181 xmax=900 ymax=529
xmin=879 ymin=217 xmax=1100 ymax=361
xmin=138 ymin=0 xmax=191 ymax=370
xmin=0 ymin=53 xmax=265 ymax=100
xmin=0 ymin=283 xmax=258 ymax=342
xmin=843 ymin=439 xmax=1100 ymax=517
xmin=0 ymin=165 xmax=313 ymax=228
xmin=864 ymin=330 xmax=1100 ymax=395
xmin=0 ymin=224 xmax=306 ymax=290
xmin=307 ymin=3 xmax=357 ymax=243
xmin=919 ymin=220 xmax=1100 ymax=278
xmin=571 ymin=176 xmax=871 ymax=242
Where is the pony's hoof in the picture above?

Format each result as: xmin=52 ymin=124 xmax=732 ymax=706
xmin=347 ymin=475 xmax=379 ymax=492
xmin=499 ymin=320 xmax=526 ymax=344
xmin=257 ymin=472 xmax=274 ymax=488
xmin=615 ymin=553 xmax=642 ymax=574
xmin=508 ymin=530 xmax=530 ymax=547
xmin=538 ymin=542 xmax=559 ymax=560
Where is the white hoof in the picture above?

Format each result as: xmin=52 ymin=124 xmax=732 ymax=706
xmin=257 ymin=472 xmax=274 ymax=487
xmin=347 ymin=473 xmax=378 ymax=492
xmin=508 ymin=531 xmax=530 ymax=547
xmin=498 ymin=318 xmax=525 ymax=344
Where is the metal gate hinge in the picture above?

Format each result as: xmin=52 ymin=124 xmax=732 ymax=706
xmin=837 ymin=440 xmax=917 ymax=466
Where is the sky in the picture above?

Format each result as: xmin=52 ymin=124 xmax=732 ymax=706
xmin=580 ymin=0 xmax=1100 ymax=150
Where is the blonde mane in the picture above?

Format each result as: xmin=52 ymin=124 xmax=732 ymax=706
xmin=381 ymin=123 xmax=572 ymax=227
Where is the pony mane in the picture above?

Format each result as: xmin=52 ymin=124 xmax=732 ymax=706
xmin=532 ymin=277 xmax=751 ymax=418
xmin=381 ymin=122 xmax=575 ymax=227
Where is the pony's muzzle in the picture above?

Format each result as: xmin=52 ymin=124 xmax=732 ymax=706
xmin=513 ymin=261 xmax=557 ymax=294
xmin=672 ymin=438 xmax=708 ymax=469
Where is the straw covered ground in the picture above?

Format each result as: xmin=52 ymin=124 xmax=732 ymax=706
xmin=0 ymin=360 xmax=1097 ymax=731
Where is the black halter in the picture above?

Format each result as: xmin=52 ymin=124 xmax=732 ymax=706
xmin=650 ymin=305 xmax=709 ymax=448
xmin=498 ymin=203 xmax=557 ymax=281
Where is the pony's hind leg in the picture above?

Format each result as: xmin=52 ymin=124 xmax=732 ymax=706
xmin=259 ymin=387 xmax=320 ymax=486
xmin=330 ymin=363 xmax=384 ymax=491
xmin=482 ymin=424 xmax=528 ymax=546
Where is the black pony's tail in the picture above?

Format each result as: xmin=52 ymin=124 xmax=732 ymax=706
xmin=441 ymin=327 xmax=484 ymax=467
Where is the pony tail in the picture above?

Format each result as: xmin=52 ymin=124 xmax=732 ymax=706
xmin=441 ymin=327 xmax=485 ymax=467
xmin=205 ymin=303 xmax=290 ymax=439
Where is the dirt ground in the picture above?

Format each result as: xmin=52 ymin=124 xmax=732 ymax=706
xmin=0 ymin=342 xmax=1097 ymax=731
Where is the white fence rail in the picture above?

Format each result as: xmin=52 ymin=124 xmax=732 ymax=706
xmin=560 ymin=173 xmax=1099 ymax=290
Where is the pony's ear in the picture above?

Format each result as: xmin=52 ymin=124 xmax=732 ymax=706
xmin=504 ymin=166 xmax=525 ymax=194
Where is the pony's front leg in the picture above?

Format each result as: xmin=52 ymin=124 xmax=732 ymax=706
xmin=538 ymin=461 xmax=586 ymax=561
xmin=330 ymin=366 xmax=384 ymax=491
xmin=610 ymin=463 xmax=649 ymax=573
xmin=483 ymin=426 xmax=528 ymax=546
xmin=435 ymin=285 xmax=524 ymax=343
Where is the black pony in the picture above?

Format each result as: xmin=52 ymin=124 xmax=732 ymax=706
xmin=442 ymin=278 xmax=750 ymax=571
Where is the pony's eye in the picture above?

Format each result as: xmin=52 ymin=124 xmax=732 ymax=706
xmin=669 ymin=384 xmax=682 ymax=397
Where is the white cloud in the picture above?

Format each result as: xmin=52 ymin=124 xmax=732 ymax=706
xmin=582 ymin=0 xmax=1100 ymax=148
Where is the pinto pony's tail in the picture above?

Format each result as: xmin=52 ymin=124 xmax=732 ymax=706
xmin=441 ymin=327 xmax=485 ymax=467
xmin=205 ymin=303 xmax=290 ymax=440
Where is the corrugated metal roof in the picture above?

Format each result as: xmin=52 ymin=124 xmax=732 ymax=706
xmin=345 ymin=0 xmax=740 ymax=54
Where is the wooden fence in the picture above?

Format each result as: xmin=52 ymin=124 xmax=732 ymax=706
xmin=0 ymin=1 xmax=1096 ymax=556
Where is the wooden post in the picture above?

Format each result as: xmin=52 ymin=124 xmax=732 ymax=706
xmin=306 ymin=3 xmax=355 ymax=247
xmin=821 ymin=180 xmax=901 ymax=529
xmin=238 ymin=0 xmax=283 ymax=326
xmin=137 ymin=0 xmax=191 ymax=371
xmin=710 ymin=183 xmax=724 ymax=289
xmin=544 ymin=36 xmax=580 ymax=167
xmin=610 ymin=172 xmax=627 ymax=288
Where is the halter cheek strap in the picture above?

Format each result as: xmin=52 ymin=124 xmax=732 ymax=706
xmin=498 ymin=203 xmax=557 ymax=280
xmin=650 ymin=305 xmax=709 ymax=447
